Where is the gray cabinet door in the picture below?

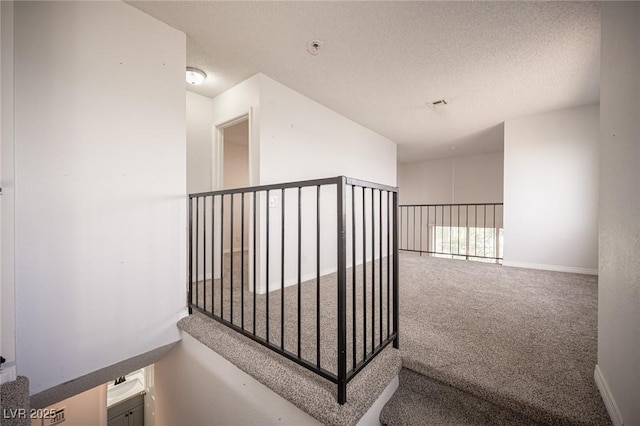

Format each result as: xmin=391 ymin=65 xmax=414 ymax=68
xmin=108 ymin=394 xmax=144 ymax=426
xmin=107 ymin=412 xmax=129 ymax=426
xmin=128 ymin=403 xmax=144 ymax=426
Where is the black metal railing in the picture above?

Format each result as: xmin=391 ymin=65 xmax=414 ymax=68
xmin=188 ymin=176 xmax=399 ymax=404
xmin=399 ymin=203 xmax=503 ymax=262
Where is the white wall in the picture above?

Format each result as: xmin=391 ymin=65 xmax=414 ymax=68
xmin=503 ymin=104 xmax=599 ymax=274
xmin=258 ymin=74 xmax=397 ymax=291
xmin=398 ymin=152 xmax=504 ymax=205
xmin=596 ymin=4 xmax=640 ymax=426
xmin=14 ymin=2 xmax=186 ymax=394
xmin=1 ymin=0 xmax=16 ymax=379
xmin=397 ymin=152 xmax=504 ymax=252
xmin=187 ymin=91 xmax=214 ymax=194
xmin=196 ymin=74 xmax=397 ymax=293
xmin=211 ymin=74 xmax=261 ymax=189
xmin=259 ymin=74 xmax=396 ymax=185
xmin=153 ymin=334 xmax=322 ymax=426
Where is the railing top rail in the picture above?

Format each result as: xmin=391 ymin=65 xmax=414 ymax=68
xmin=345 ymin=177 xmax=398 ymax=193
xmin=190 ymin=176 xmax=398 ymax=198
xmin=400 ymin=202 xmax=503 ymax=207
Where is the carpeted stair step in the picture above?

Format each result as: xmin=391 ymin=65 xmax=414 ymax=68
xmin=380 ymin=369 xmax=542 ymax=426
xmin=180 ymin=313 xmax=401 ymax=426
xmin=0 ymin=376 xmax=30 ymax=426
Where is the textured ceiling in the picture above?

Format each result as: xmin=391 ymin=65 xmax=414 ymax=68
xmin=129 ymin=1 xmax=600 ymax=162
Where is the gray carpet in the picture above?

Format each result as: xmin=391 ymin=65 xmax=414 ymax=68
xmin=190 ymin=252 xmax=610 ymax=425
xmin=380 ymin=369 xmax=543 ymax=426
xmin=0 ymin=376 xmax=30 ymax=426
xmin=188 ymin=252 xmax=400 ymax=425
xmin=179 ymin=315 xmax=401 ymax=426
xmin=192 ymin=252 xmax=395 ymax=377
xmin=398 ymin=253 xmax=610 ymax=425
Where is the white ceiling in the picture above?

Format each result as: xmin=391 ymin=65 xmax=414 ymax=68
xmin=129 ymin=1 xmax=600 ymax=162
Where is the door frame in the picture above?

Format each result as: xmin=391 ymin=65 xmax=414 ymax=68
xmin=211 ymin=107 xmax=254 ymax=191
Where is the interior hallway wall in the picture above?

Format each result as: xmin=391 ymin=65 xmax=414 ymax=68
xmin=397 ymin=152 xmax=504 ymax=205
xmin=503 ymin=104 xmax=599 ymax=274
xmin=187 ymin=91 xmax=213 ymax=194
xmin=397 ymin=152 xmax=504 ymax=252
xmin=596 ymin=3 xmax=640 ymax=425
xmin=257 ymin=74 xmax=397 ymax=291
xmin=31 ymin=384 xmax=107 ymax=426
xmin=13 ymin=1 xmax=186 ymax=394
xmin=1 ymin=0 xmax=17 ymax=375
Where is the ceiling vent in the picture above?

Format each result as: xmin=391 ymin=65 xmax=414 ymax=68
xmin=426 ymin=99 xmax=448 ymax=109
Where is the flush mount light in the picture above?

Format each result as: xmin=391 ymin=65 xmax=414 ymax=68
xmin=186 ymin=67 xmax=207 ymax=85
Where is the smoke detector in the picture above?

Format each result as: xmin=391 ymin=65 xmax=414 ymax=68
xmin=307 ymin=40 xmax=324 ymax=56
xmin=426 ymin=99 xmax=448 ymax=109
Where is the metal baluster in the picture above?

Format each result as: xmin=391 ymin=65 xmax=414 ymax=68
xmin=484 ymin=204 xmax=487 ymax=258
xmin=362 ymin=186 xmax=367 ymax=359
xmin=379 ymin=190 xmax=383 ymax=345
xmin=392 ymin=191 xmax=399 ymax=349
xmin=231 ymin=194 xmax=234 ymax=323
xmin=241 ymin=193 xmax=245 ymax=330
xmin=351 ymin=185 xmax=357 ymax=369
xmin=203 ymin=196 xmax=207 ymax=312
xmin=386 ymin=191 xmax=390 ymax=339
xmin=297 ymin=187 xmax=302 ymax=359
xmin=211 ymin=196 xmax=215 ymax=316
xmin=281 ymin=188 xmax=285 ymax=350
xmin=316 ymin=185 xmax=321 ymax=369
xmin=195 ymin=197 xmax=199 ymax=309
xmin=253 ymin=191 xmax=257 ymax=335
xmin=371 ymin=188 xmax=375 ymax=351
xmin=420 ymin=206 xmax=423 ymax=255
xmin=220 ymin=195 xmax=224 ymax=318
xmin=266 ymin=190 xmax=270 ymax=342
xmin=188 ymin=197 xmax=193 ymax=313
xmin=336 ymin=177 xmax=347 ymax=405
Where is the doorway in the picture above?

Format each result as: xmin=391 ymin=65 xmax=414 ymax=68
xmin=220 ymin=118 xmax=249 ymax=190
xmin=216 ymin=118 xmax=251 ymax=290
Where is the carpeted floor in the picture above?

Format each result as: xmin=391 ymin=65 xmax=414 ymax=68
xmin=380 ymin=369 xmax=543 ymax=426
xmin=191 ymin=252 xmax=610 ymax=425
xmin=396 ymin=252 xmax=610 ymax=425
xmin=0 ymin=376 xmax=30 ymax=426
xmin=192 ymin=252 xmax=395 ymax=377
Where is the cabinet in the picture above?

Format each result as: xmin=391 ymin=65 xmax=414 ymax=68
xmin=108 ymin=393 xmax=144 ymax=426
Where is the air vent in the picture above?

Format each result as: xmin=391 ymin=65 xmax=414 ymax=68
xmin=426 ymin=99 xmax=448 ymax=109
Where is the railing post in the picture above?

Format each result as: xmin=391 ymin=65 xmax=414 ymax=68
xmin=392 ymin=191 xmax=399 ymax=349
xmin=188 ymin=196 xmax=193 ymax=314
xmin=336 ymin=176 xmax=347 ymax=404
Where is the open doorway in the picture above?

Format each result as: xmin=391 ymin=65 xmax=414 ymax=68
xmin=215 ymin=118 xmax=251 ymax=290
xmin=220 ymin=118 xmax=249 ymax=190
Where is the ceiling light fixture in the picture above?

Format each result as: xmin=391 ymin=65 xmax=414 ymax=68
xmin=186 ymin=67 xmax=207 ymax=85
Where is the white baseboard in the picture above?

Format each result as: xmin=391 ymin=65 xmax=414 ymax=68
xmin=594 ymin=365 xmax=624 ymax=426
xmin=502 ymin=260 xmax=597 ymax=275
